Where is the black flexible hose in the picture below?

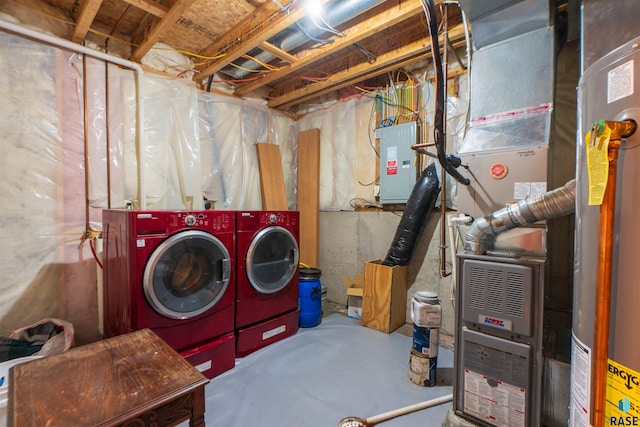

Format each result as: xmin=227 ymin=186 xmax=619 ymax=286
xmin=382 ymin=163 xmax=441 ymax=266
xmin=425 ymin=0 xmax=470 ymax=186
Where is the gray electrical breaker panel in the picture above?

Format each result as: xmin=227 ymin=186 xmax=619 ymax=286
xmin=378 ymin=122 xmax=417 ymax=204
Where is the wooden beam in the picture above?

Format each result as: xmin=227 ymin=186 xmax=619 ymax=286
xmin=192 ymin=1 xmax=283 ymax=81
xmin=258 ymin=41 xmax=297 ymax=64
xmin=235 ymin=0 xmax=430 ymax=96
xmin=130 ymin=0 xmax=196 ymax=62
xmin=121 ymin=0 xmax=169 ymax=17
xmin=243 ymin=0 xmax=263 ymax=7
xmin=192 ymin=0 xmax=330 ymax=82
xmin=71 ymin=0 xmax=103 ymax=43
xmin=268 ymin=25 xmax=466 ymax=109
xmin=198 ymin=1 xmax=281 ymax=59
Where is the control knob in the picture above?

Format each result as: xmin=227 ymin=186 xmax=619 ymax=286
xmin=185 ymin=214 xmax=197 ymax=226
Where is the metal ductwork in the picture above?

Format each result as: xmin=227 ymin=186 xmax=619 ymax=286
xmin=223 ymin=0 xmax=385 ymax=79
xmin=463 ymin=179 xmax=576 ymax=255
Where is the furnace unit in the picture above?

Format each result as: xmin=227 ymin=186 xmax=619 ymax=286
xmin=452 ymin=0 xmax=577 ymax=426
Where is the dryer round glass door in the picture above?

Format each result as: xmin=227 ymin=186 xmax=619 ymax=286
xmin=143 ymin=230 xmax=231 ymax=319
xmin=246 ymin=226 xmax=299 ymax=294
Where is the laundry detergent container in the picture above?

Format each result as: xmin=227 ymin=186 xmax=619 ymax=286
xmin=0 ymin=356 xmax=42 ymax=425
xmin=298 ymin=268 xmax=322 ymax=328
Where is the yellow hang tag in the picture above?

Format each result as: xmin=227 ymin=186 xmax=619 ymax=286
xmin=586 ymin=120 xmax=612 ymax=205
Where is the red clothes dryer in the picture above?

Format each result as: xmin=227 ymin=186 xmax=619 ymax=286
xmin=102 ymin=209 xmax=236 ymax=378
xmin=235 ymin=210 xmax=300 ymax=356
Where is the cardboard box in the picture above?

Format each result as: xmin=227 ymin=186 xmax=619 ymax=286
xmin=346 ymin=287 xmax=363 ymax=320
xmin=361 ymin=259 xmax=408 ymax=333
xmin=343 ymin=274 xmax=364 ymax=320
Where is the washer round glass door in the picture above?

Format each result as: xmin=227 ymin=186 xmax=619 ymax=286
xmin=144 ymin=230 xmax=231 ymax=319
xmin=246 ymin=226 xmax=299 ymax=294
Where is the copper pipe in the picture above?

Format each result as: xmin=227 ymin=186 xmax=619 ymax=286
xmin=82 ymin=56 xmax=90 ymax=234
xmin=604 ymin=119 xmax=637 ymax=140
xmin=591 ymin=138 xmax=620 ymax=427
xmin=591 ymin=119 xmax=636 ymax=427
xmin=411 ymin=143 xmax=437 ymax=160
xmin=440 ymin=3 xmax=449 ymax=278
xmin=411 ymin=143 xmax=436 ymax=149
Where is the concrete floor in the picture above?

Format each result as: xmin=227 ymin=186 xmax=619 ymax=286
xmin=199 ymin=304 xmax=458 ymax=426
xmin=322 ymin=300 xmax=455 ymax=350
xmin=320 ymin=300 xmax=476 ymax=427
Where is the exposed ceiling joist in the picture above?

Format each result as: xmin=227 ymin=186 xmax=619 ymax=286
xmin=71 ymin=0 xmax=103 ymax=43
xmin=121 ymin=0 xmax=169 ymax=17
xmin=192 ymin=0 xmax=330 ymax=82
xmin=130 ymin=0 xmax=196 ymax=62
xmin=268 ymin=24 xmax=467 ymax=110
xmin=235 ymin=0 xmax=431 ymax=97
xmin=259 ymin=41 xmax=297 ymax=64
xmin=5 ymin=0 xmax=469 ymax=111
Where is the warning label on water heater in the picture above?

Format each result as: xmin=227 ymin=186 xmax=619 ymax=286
xmin=569 ymin=333 xmax=590 ymax=427
xmin=608 ymin=60 xmax=634 ymax=104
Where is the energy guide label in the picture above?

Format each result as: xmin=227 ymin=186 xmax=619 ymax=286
xmin=606 ymin=359 xmax=640 ymax=427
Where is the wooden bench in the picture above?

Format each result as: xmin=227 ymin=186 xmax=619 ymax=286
xmin=8 ymin=328 xmax=209 ymax=426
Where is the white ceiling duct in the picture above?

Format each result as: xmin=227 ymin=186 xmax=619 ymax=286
xmin=222 ymin=0 xmax=385 ymax=79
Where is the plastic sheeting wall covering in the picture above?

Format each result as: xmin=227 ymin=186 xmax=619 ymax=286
xmin=0 ymin=33 xmax=351 ymax=341
xmin=0 ymin=34 xmax=100 ymax=344
xmin=0 ymin=30 xmax=469 ymax=343
xmin=198 ymin=93 xmax=298 ymax=210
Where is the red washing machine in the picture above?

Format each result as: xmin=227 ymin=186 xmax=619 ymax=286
xmin=235 ymin=210 xmax=300 ymax=357
xmin=102 ymin=209 xmax=236 ymax=378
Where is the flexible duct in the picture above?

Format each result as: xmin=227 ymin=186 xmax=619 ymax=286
xmin=382 ymin=163 xmax=441 ymax=266
xmin=225 ymin=0 xmax=384 ymax=79
xmin=464 ymin=179 xmax=576 ymax=255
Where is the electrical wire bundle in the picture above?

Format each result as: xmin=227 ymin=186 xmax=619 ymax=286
xmin=420 ymin=0 xmax=469 ymax=185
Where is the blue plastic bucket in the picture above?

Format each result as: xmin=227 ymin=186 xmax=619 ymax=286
xmin=298 ymin=268 xmax=322 ymax=328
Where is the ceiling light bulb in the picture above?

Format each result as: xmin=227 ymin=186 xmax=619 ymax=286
xmin=304 ymin=0 xmax=324 ymax=18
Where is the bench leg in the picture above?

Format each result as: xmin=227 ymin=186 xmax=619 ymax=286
xmin=190 ymin=387 xmax=206 ymax=427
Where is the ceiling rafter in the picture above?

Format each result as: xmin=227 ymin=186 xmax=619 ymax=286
xmin=120 ymin=0 xmax=169 ymax=17
xmin=71 ymin=0 xmax=103 ymax=43
xmin=4 ymin=0 xmax=466 ymax=110
xmin=268 ymin=24 xmax=467 ymax=110
xmin=259 ymin=41 xmax=297 ymax=64
xmin=234 ymin=0 xmax=432 ymax=97
xmin=130 ymin=0 xmax=197 ymax=62
xmin=192 ymin=0 xmax=330 ymax=83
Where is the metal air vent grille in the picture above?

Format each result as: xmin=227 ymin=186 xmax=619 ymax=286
xmin=487 ymin=269 xmax=505 ymax=313
xmin=506 ymin=272 xmax=525 ymax=317
xmin=461 ymin=258 xmax=536 ymax=336
xmin=469 ymin=267 xmax=486 ymax=310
